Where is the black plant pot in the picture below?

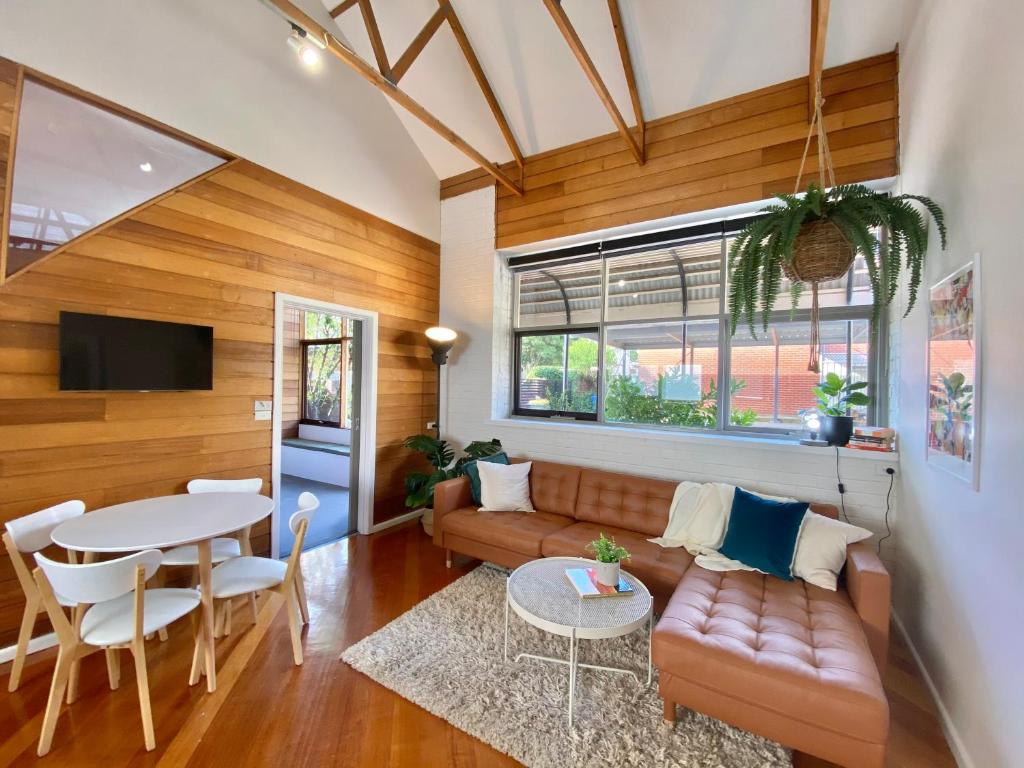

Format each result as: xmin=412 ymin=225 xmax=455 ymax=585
xmin=820 ymin=415 xmax=854 ymax=447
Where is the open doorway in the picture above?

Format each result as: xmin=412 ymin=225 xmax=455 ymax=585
xmin=272 ymin=294 xmax=378 ymax=558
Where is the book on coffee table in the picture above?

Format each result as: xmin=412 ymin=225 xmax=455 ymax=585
xmin=565 ymin=567 xmax=634 ymax=598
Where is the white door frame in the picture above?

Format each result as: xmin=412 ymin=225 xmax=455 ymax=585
xmin=272 ymin=293 xmax=378 ymax=557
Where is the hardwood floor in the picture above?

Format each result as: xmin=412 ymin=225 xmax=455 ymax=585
xmin=0 ymin=522 xmax=957 ymax=767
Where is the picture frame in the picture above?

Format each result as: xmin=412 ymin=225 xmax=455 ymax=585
xmin=926 ymin=256 xmax=981 ymax=489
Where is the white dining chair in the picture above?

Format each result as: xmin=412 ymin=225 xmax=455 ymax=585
xmin=2 ymin=500 xmax=85 ymax=693
xmin=33 ymin=550 xmax=201 ymax=756
xmin=159 ymin=477 xmax=263 ymax=632
xmin=206 ymin=492 xmax=318 ymax=666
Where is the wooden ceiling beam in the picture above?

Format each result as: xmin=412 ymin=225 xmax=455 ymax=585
xmin=357 ymin=0 xmax=392 ymax=81
xmin=809 ymin=0 xmax=831 ymax=119
xmin=606 ymin=0 xmax=645 ymax=160
xmin=542 ymin=0 xmax=644 ymax=165
xmin=264 ymin=0 xmax=523 ymax=196
xmin=391 ymin=5 xmax=447 ymax=84
xmin=441 ymin=0 xmax=525 ymax=170
xmin=328 ymin=0 xmax=357 ymax=19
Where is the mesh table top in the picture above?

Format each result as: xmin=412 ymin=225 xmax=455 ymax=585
xmin=507 ymin=557 xmax=653 ymax=640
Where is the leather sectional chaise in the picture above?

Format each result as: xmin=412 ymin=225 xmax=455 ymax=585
xmin=432 ymin=459 xmax=890 ymax=768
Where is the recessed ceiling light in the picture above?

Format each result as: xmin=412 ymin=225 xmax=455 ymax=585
xmin=139 ymin=162 xmax=153 ymax=173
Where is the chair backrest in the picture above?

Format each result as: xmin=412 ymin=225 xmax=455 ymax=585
xmin=289 ymin=492 xmax=320 ymax=538
xmin=187 ymin=477 xmax=263 ymax=494
xmin=34 ymin=550 xmax=162 ymax=606
xmin=4 ymin=500 xmax=86 ymax=554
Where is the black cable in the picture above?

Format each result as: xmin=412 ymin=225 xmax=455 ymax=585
xmin=877 ymin=467 xmax=895 ymax=555
xmin=834 ymin=446 xmax=850 ymax=523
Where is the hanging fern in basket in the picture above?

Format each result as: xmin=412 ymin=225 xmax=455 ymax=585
xmin=727 ymin=183 xmax=947 ymax=337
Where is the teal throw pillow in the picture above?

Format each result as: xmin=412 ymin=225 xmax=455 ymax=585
xmin=718 ymin=488 xmax=809 ymax=581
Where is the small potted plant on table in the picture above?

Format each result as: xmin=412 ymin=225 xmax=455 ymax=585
xmin=586 ymin=533 xmax=631 ymax=588
xmin=813 ymin=373 xmax=872 ymax=446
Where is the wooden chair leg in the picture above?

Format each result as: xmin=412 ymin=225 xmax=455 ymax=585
xmin=66 ymin=606 xmax=85 ymax=704
xmin=157 ymin=627 xmax=169 ymax=642
xmin=38 ymin=646 xmax=75 ymax=757
xmin=188 ymin=613 xmax=204 ymax=686
xmin=131 ymin=641 xmax=156 ymax=751
xmin=224 ymin=600 xmax=233 ymax=637
xmin=663 ymin=697 xmax=676 ymax=724
xmin=285 ymin=588 xmax=303 ymax=666
xmin=445 ymin=549 xmax=452 ymax=569
xmin=248 ymin=593 xmax=258 ymax=625
xmin=8 ymin=599 xmax=38 ymax=692
xmin=295 ymin=571 xmax=310 ymax=625
xmin=105 ymin=648 xmax=121 ymax=690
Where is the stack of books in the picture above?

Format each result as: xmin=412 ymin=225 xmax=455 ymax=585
xmin=565 ymin=567 xmax=634 ymax=598
xmin=848 ymin=426 xmax=896 ymax=452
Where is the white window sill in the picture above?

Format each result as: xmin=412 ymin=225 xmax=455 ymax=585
xmin=485 ymin=417 xmax=899 ymax=463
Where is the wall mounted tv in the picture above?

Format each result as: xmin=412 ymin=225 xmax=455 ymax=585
xmin=59 ymin=312 xmax=213 ymax=391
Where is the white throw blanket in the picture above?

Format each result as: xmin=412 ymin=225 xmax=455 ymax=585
xmin=647 ymin=481 xmax=739 ymax=556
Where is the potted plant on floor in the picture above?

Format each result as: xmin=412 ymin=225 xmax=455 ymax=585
xmin=403 ymin=435 xmax=503 ymax=535
xmin=813 ymin=373 xmax=872 ymax=446
xmin=586 ymin=533 xmax=631 ymax=588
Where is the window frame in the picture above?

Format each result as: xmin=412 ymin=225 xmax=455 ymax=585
xmin=299 ymin=336 xmax=350 ymax=428
xmin=510 ymin=234 xmax=886 ymax=437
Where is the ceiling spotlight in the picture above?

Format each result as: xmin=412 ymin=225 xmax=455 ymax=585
xmin=139 ymin=162 xmax=153 ymax=173
xmin=287 ymin=28 xmax=321 ymax=68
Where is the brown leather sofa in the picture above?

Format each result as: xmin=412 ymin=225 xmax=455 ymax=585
xmin=432 ymin=460 xmax=891 ymax=768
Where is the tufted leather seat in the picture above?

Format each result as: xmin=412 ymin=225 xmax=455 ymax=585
xmin=654 ymin=566 xmax=888 ymax=750
xmin=430 ymin=458 xmax=892 ymax=767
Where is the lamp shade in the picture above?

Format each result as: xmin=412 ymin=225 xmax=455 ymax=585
xmin=425 ymin=326 xmax=457 ymax=365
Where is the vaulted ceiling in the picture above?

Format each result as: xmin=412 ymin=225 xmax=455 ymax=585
xmin=324 ymin=0 xmax=904 ymax=180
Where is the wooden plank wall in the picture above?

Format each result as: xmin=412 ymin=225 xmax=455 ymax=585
xmin=440 ymin=52 xmax=899 ymax=250
xmin=282 ymin=305 xmax=302 ymax=438
xmin=0 ymin=71 xmax=439 ymax=646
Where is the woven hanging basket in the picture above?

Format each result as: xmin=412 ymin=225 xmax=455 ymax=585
xmin=783 ymin=218 xmax=856 ymax=283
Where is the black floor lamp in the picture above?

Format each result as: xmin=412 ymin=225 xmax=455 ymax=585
xmin=425 ymin=326 xmax=457 ymax=439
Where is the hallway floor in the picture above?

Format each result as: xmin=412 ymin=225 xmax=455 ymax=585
xmin=279 ymin=474 xmax=352 ymax=556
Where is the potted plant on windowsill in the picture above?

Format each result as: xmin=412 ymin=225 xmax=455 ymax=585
xmin=813 ymin=373 xmax=872 ymax=446
xmin=585 ymin=533 xmax=631 ymax=588
xmin=403 ymin=435 xmax=502 ymax=535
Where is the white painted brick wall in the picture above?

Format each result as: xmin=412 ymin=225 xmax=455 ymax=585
xmin=440 ymin=188 xmax=900 ymax=566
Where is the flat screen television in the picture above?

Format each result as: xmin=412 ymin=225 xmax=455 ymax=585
xmin=59 ymin=312 xmax=213 ymax=391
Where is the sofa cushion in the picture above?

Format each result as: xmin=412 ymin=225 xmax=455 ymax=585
xmin=440 ymin=507 xmax=573 ymax=557
xmin=527 ymin=461 xmax=582 ymax=518
xmin=575 ymin=469 xmax=676 ymax=537
xmin=653 ymin=565 xmax=888 ymax=743
xmin=541 ymin=522 xmax=693 ymax=600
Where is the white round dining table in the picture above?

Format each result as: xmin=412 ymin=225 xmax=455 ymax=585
xmin=51 ymin=492 xmax=274 ymax=693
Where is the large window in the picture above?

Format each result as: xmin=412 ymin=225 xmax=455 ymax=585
xmin=512 ymin=228 xmax=883 ymax=436
xmin=301 ymin=312 xmax=353 ymax=427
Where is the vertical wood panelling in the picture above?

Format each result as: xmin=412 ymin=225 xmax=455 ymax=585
xmin=0 ymin=156 xmax=439 ymax=647
xmin=439 ymin=53 xmax=900 ymax=248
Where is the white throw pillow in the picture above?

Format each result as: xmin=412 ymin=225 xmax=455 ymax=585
xmin=477 ymin=461 xmax=534 ymax=512
xmin=793 ymin=513 xmax=873 ymax=590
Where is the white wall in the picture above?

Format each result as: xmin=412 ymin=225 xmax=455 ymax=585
xmin=0 ymin=0 xmax=440 ymax=241
xmin=439 ymin=188 xmax=900 ymax=562
xmin=892 ymin=2 xmax=1024 ymax=766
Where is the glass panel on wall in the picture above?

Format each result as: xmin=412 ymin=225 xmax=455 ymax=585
xmin=516 ymin=330 xmax=599 ymax=416
xmin=603 ymin=320 xmax=725 ymax=429
xmin=515 ymin=261 xmax=602 ymax=328
xmin=729 ymin=318 xmax=871 ymax=429
xmin=303 ymin=341 xmax=342 ymax=424
xmin=606 ymin=239 xmax=722 ymax=322
xmin=6 ymin=79 xmax=227 ymax=277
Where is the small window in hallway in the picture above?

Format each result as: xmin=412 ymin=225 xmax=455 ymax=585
xmin=301 ymin=311 xmax=353 ymax=428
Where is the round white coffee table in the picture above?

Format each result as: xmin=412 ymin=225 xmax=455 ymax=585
xmin=503 ymin=556 xmax=653 ymax=726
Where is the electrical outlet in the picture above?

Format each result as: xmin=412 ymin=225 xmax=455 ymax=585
xmin=254 ymin=399 xmax=272 ymax=412
xmin=877 ymin=463 xmax=898 ymax=476
xmin=426 ymin=421 xmax=438 ymax=430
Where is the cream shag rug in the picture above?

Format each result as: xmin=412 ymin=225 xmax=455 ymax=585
xmin=341 ymin=564 xmax=790 ymax=768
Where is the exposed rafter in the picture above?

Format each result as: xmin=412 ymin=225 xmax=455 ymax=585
xmin=809 ymin=0 xmax=831 ymax=119
xmin=606 ymin=0 xmax=645 ymax=159
xmin=328 ymin=0 xmax=357 ymax=19
xmin=541 ymin=0 xmax=644 ymax=165
xmin=391 ymin=5 xmax=447 ymax=84
xmin=263 ymin=0 xmax=523 ymax=196
xmin=441 ymin=0 xmax=525 ymax=174
xmin=357 ymin=0 xmax=392 ymax=82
